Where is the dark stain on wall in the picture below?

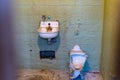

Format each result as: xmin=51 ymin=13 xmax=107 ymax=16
xmin=82 ymin=60 xmax=91 ymax=72
xmin=37 ymin=33 xmax=60 ymax=51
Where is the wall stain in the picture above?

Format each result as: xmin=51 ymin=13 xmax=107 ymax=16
xmin=16 ymin=0 xmax=103 ymax=70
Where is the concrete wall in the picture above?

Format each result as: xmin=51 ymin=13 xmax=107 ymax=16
xmin=101 ymin=0 xmax=120 ymax=80
xmin=15 ymin=0 xmax=103 ymax=71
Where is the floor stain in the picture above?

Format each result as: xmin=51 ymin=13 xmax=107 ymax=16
xmin=16 ymin=69 xmax=102 ymax=80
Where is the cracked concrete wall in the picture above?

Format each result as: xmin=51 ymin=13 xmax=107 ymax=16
xmin=15 ymin=0 xmax=103 ymax=71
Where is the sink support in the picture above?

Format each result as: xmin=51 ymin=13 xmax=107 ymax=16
xmin=48 ymin=38 xmax=52 ymax=44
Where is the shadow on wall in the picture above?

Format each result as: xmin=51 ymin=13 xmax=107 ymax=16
xmin=37 ymin=33 xmax=60 ymax=51
xmin=82 ymin=60 xmax=91 ymax=73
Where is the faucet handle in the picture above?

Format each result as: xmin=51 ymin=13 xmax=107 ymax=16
xmin=48 ymin=16 xmax=51 ymax=20
xmin=42 ymin=15 xmax=46 ymax=21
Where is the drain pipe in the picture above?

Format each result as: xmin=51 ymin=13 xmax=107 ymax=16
xmin=48 ymin=38 xmax=52 ymax=44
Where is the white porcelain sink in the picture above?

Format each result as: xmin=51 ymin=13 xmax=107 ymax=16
xmin=37 ymin=21 xmax=59 ymax=40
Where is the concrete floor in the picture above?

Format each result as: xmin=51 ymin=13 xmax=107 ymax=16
xmin=16 ymin=69 xmax=69 ymax=80
xmin=85 ymin=72 xmax=103 ymax=80
xmin=16 ymin=69 xmax=103 ymax=80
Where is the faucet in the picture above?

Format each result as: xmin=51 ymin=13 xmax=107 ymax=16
xmin=42 ymin=15 xmax=46 ymax=21
xmin=47 ymin=16 xmax=51 ymax=20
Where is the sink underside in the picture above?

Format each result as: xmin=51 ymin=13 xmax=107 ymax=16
xmin=39 ymin=32 xmax=58 ymax=39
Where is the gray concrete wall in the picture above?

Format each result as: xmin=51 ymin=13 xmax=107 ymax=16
xmin=15 ymin=0 xmax=103 ymax=71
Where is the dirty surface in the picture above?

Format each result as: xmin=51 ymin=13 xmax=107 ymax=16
xmin=16 ymin=69 xmax=69 ymax=80
xmin=16 ymin=0 xmax=103 ymax=71
xmin=16 ymin=69 xmax=103 ymax=80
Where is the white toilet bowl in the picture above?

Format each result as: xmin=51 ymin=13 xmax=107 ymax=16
xmin=70 ymin=45 xmax=87 ymax=70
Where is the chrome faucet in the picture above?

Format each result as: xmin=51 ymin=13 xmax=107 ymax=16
xmin=42 ymin=15 xmax=46 ymax=21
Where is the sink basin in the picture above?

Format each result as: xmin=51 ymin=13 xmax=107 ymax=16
xmin=37 ymin=21 xmax=59 ymax=39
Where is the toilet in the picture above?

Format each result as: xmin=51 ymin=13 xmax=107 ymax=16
xmin=69 ymin=45 xmax=88 ymax=79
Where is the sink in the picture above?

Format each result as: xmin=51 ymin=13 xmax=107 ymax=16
xmin=37 ymin=21 xmax=59 ymax=40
